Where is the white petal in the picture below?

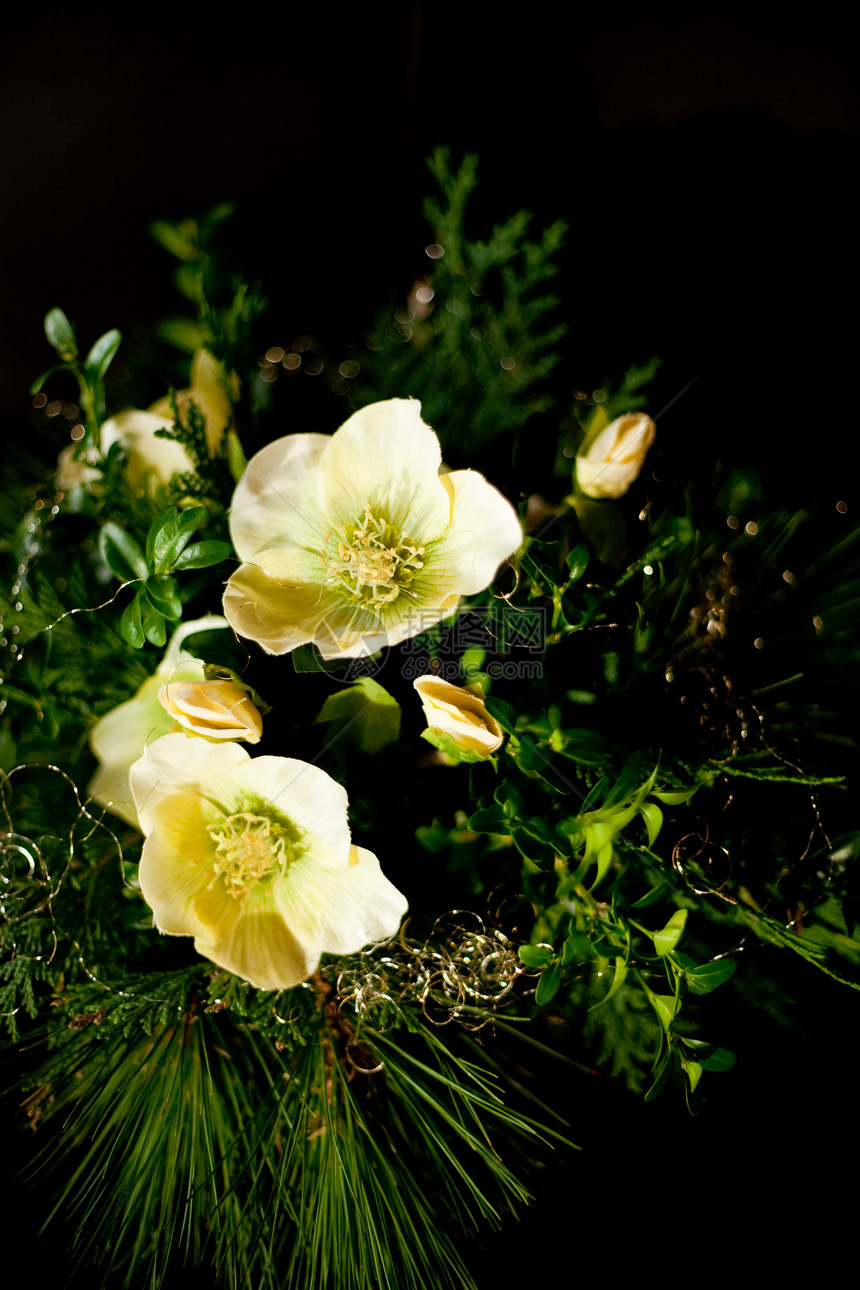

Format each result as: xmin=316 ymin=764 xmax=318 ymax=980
xmin=130 ymin=734 xmax=249 ymax=833
xmin=101 ymin=410 xmax=196 ymax=487
xmin=88 ymin=675 xmax=175 ymax=827
xmin=237 ymin=756 xmax=352 ymax=857
xmin=272 ymin=843 xmax=407 ymax=957
xmin=138 ymin=792 xmax=240 ymax=941
xmin=228 ymin=433 xmax=331 ymax=560
xmin=222 ymin=554 xmax=388 ymax=658
xmin=319 ymin=399 xmax=451 ymax=539
xmin=195 ymin=905 xmax=317 ymax=991
xmin=436 ymin=468 xmax=522 ymax=595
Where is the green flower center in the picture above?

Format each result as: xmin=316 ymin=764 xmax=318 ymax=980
xmin=324 ymin=503 xmax=425 ymax=606
xmin=208 ymin=811 xmax=298 ymax=898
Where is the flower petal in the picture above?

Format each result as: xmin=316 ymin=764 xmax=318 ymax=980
xmin=435 ymin=468 xmax=522 ymax=595
xmin=237 ymin=756 xmax=352 ymax=857
xmin=319 ymin=399 xmax=451 ymax=538
xmin=272 ymin=843 xmax=407 ymax=958
xmin=138 ymin=791 xmax=242 ymax=942
xmin=223 ymin=554 xmax=392 ymax=658
xmin=195 ymin=906 xmax=315 ymax=991
xmin=101 ymin=411 xmax=196 ymax=488
xmin=130 ymin=733 xmax=250 ymax=832
xmin=228 ymin=433 xmax=332 ymax=560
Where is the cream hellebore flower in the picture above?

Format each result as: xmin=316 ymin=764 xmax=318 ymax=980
xmin=131 ymin=734 xmax=408 ymax=990
xmin=88 ymin=615 xmax=247 ymax=829
xmin=414 ymin=675 xmax=504 ymax=756
xmin=59 ymin=350 xmax=235 ymax=494
xmin=575 ymin=412 xmax=656 ymax=500
xmin=223 ymin=398 xmax=522 ymax=660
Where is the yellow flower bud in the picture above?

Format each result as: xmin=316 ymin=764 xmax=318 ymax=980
xmin=413 ymin=675 xmax=504 ymax=756
xmin=157 ymin=679 xmax=263 ymax=743
xmin=575 ymin=412 xmax=656 ymax=500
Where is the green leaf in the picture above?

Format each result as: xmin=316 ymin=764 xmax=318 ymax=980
xmin=683 ymin=958 xmax=737 ymax=994
xmin=565 ymin=544 xmax=589 ymax=583
xmin=681 ymin=1057 xmax=703 ymax=1095
xmin=420 ymin=728 xmax=492 ymax=764
xmin=695 ymin=1046 xmax=737 ymax=1073
xmin=644 ymin=1046 xmax=673 ymax=1102
xmin=589 ymin=955 xmax=628 ymax=1010
xmin=172 ymin=540 xmax=233 ymax=570
xmin=485 ymin=696 xmax=517 ymax=734
xmin=468 ymin=804 xmax=508 ymax=834
xmin=30 ymin=361 xmax=75 ymax=396
xmin=654 ymin=909 xmax=688 ymax=958
xmin=120 ymin=593 xmax=145 ymax=649
xmin=150 ymin=506 xmax=208 ymax=573
xmin=653 ymin=786 xmax=699 ymax=805
xmin=291 ymin=644 xmax=352 ymax=673
xmin=44 ymin=307 xmax=77 ymax=358
xmin=649 ymin=993 xmax=679 ymax=1032
xmin=140 ymin=596 xmax=167 ymax=647
xmin=144 ymin=575 xmax=182 ymax=620
xmin=628 ymin=880 xmax=675 ymax=909
xmin=518 ymin=944 xmax=553 ymax=968
xmin=100 ymin=522 xmax=147 ymax=582
xmin=314 ymin=678 xmax=401 ymax=755
xmin=535 ymin=961 xmax=562 ymax=1005
xmin=639 ymin=801 xmax=663 ymax=846
xmin=84 ymin=328 xmax=122 ymax=380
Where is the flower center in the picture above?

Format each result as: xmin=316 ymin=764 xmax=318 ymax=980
xmin=324 ymin=503 xmax=425 ymax=606
xmin=208 ymin=811 xmax=297 ymax=898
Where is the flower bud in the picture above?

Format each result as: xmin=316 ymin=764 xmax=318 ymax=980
xmin=413 ymin=675 xmax=504 ymax=756
xmin=157 ymin=679 xmax=263 ymax=743
xmin=575 ymin=412 xmax=656 ymax=500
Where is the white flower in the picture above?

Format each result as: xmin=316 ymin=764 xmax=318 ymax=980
xmin=131 ymin=734 xmax=408 ymax=990
xmin=575 ymin=412 xmax=656 ymax=500
xmin=64 ymin=349 xmax=235 ymax=494
xmin=88 ymin=615 xmax=231 ymax=828
xmin=413 ymin=675 xmax=504 ymax=756
xmin=100 ymin=410 xmax=197 ymax=490
xmin=222 ymin=398 xmax=522 ymax=660
xmin=158 ymin=678 xmax=263 ymax=743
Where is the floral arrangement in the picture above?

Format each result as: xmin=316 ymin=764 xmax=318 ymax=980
xmin=2 ymin=150 xmax=858 ymax=1288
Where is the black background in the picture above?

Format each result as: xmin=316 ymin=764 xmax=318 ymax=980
xmin=2 ymin=4 xmax=858 ymax=1283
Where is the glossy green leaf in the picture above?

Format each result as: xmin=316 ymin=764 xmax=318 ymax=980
xmin=644 ymin=1046 xmax=672 ymax=1102
xmin=140 ymin=596 xmax=167 ymax=647
xmin=151 ymin=505 xmax=208 ymax=573
xmin=144 ymin=575 xmax=182 ymax=620
xmin=485 ymin=696 xmax=517 ymax=734
xmin=172 ymin=539 xmax=233 ymax=570
xmin=589 ymin=955 xmax=628 ymax=1009
xmin=30 ymin=361 xmax=74 ymax=396
xmin=565 ymin=544 xmax=589 ymax=582
xmin=628 ymin=880 xmax=674 ymax=909
xmin=518 ymin=944 xmax=553 ymax=968
xmin=100 ymin=523 xmax=147 ymax=582
xmin=120 ymin=593 xmax=145 ymax=649
xmin=682 ymin=1058 xmax=703 ymax=1096
xmin=683 ymin=958 xmax=737 ymax=993
xmin=639 ymin=801 xmax=663 ymax=846
xmin=654 ymin=909 xmax=688 ymax=958
xmin=315 ymin=678 xmax=401 ymax=755
xmin=467 ymin=804 xmax=508 ymax=834
xmin=695 ymin=1045 xmax=737 ymax=1072
xmin=653 ymin=786 xmax=699 ymax=805
xmin=84 ymin=328 xmax=122 ymax=380
xmin=649 ymin=992 xmax=679 ymax=1032
xmin=535 ymin=961 xmax=562 ymax=1005
xmin=291 ymin=644 xmax=350 ymax=673
xmin=44 ymin=307 xmax=77 ymax=358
